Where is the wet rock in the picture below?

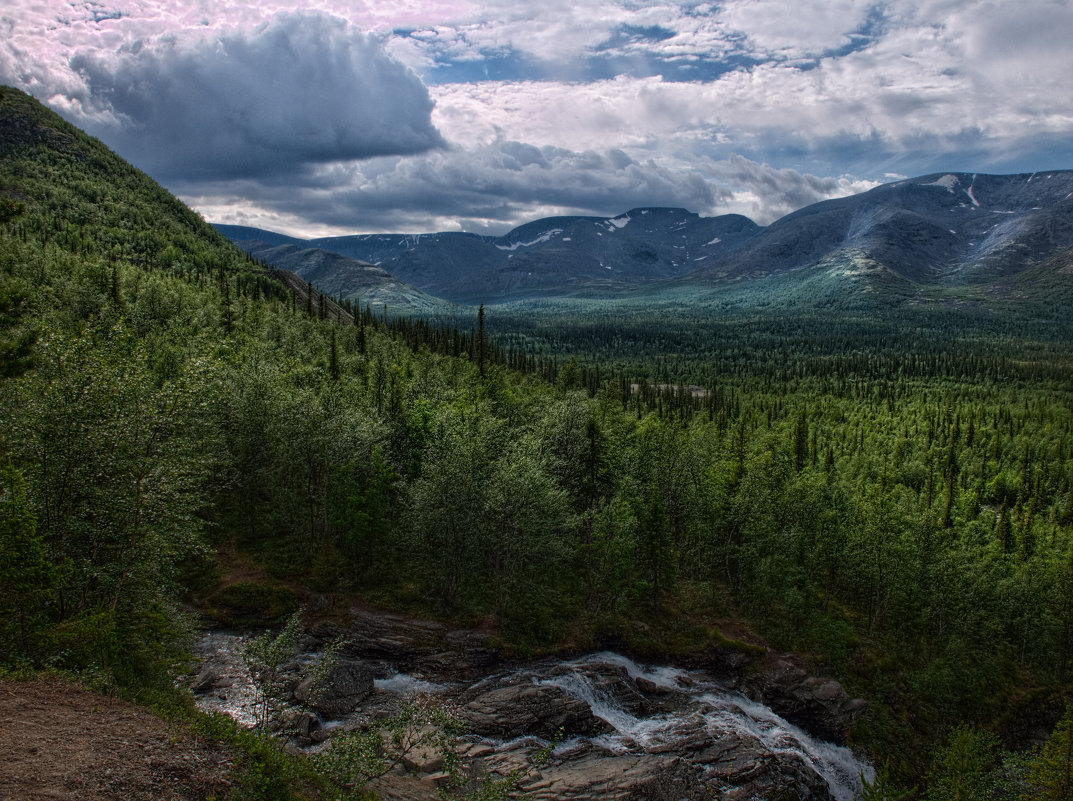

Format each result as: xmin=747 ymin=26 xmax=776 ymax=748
xmin=192 ymin=615 xmax=867 ymax=801
xmin=483 ymin=736 xmax=836 ymax=801
xmin=459 ymin=683 xmax=610 ymax=739
xmin=696 ymin=732 xmax=833 ymax=800
xmin=515 ymin=750 xmax=707 ymax=801
xmin=309 ymin=609 xmax=502 ymax=681
xmin=547 ymin=661 xmax=651 ymax=713
xmin=294 ymin=659 xmax=374 ymax=719
xmin=634 ymin=677 xmax=666 ymax=695
xmin=190 ymin=665 xmax=218 ymax=694
xmin=276 ymin=710 xmax=321 ymax=747
xmin=751 ymin=659 xmax=866 ymax=745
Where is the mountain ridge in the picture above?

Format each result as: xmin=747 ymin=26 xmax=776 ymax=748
xmin=217 ymin=170 xmax=1073 ymax=306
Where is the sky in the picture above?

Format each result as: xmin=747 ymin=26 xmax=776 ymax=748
xmin=4 ymin=1 xmax=1073 ymax=237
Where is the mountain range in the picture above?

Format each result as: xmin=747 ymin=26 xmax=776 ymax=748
xmin=217 ymin=170 xmax=1073 ymax=309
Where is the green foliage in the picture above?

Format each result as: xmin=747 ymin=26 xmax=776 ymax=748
xmin=0 ymin=464 xmax=62 ymax=659
xmin=315 ymin=699 xmax=558 ymax=801
xmin=5 ymin=85 xmax=1073 ymax=795
xmin=194 ymin=711 xmax=326 ymax=801
xmin=241 ymin=611 xmax=304 ymax=730
xmin=926 ymin=725 xmax=1000 ymax=801
xmin=208 ymin=582 xmax=299 ymax=628
xmin=1025 ymin=705 xmax=1073 ymax=801
xmin=315 ymin=700 xmax=458 ymax=799
xmin=330 ymin=448 xmax=398 ymax=580
xmin=438 ymin=728 xmax=561 ymax=801
xmin=861 ymin=762 xmax=915 ymax=801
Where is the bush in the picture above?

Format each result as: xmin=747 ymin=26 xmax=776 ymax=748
xmin=205 ymin=582 xmax=298 ymax=628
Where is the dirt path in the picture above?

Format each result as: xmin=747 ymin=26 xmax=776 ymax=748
xmin=0 ymin=679 xmax=236 ymax=800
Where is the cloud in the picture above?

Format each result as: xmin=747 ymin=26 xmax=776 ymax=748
xmin=714 ymin=0 xmax=872 ymax=58
xmin=5 ymin=0 xmax=1073 ymax=237
xmin=703 ymin=155 xmax=880 ymax=221
xmin=183 ymin=141 xmax=875 ymax=235
xmin=61 ymin=13 xmax=444 ymax=180
xmin=181 ymin=138 xmax=728 ymax=233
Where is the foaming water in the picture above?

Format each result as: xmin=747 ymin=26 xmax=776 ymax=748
xmin=541 ymin=652 xmax=871 ymax=801
xmin=192 ymin=635 xmax=870 ymax=800
xmin=191 ymin=632 xmax=260 ymax=727
xmin=578 ymin=650 xmax=696 ymax=690
xmin=374 ymin=671 xmax=445 ymax=695
xmin=699 ymin=693 xmax=872 ymax=801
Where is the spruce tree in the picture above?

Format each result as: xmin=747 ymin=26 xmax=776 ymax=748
xmin=0 ymin=464 xmax=59 ymax=657
xmin=329 ymin=328 xmax=340 ymax=381
xmin=1026 ymin=705 xmax=1073 ymax=801
xmin=477 ymin=304 xmax=487 ymax=378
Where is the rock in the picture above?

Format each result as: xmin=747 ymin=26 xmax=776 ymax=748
xmin=294 ymin=659 xmax=374 ymax=719
xmin=751 ymin=660 xmax=866 ymax=745
xmin=634 ymin=677 xmax=665 ymax=695
xmin=695 ymin=731 xmax=833 ymax=800
xmin=547 ymin=662 xmax=651 ymax=714
xmin=190 ymin=665 xmax=218 ymax=694
xmin=459 ymin=683 xmax=610 ymax=739
xmin=402 ymin=752 xmax=445 ymax=774
xmin=294 ymin=711 xmax=318 ymax=740
xmin=515 ymin=750 xmax=707 ymax=801
xmin=191 ymin=607 xmax=862 ymax=800
xmin=479 ymin=734 xmax=836 ymax=801
xmin=311 ymin=608 xmax=502 ymax=681
xmin=277 ymin=710 xmax=321 ymax=746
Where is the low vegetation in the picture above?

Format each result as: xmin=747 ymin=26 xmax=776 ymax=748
xmin=3 ymin=85 xmax=1073 ymax=798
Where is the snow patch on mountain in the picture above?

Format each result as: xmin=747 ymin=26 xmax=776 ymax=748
xmin=496 ymin=229 xmax=563 ymax=251
xmin=927 ymin=174 xmax=960 ymax=191
xmin=966 ymin=174 xmax=981 ymax=207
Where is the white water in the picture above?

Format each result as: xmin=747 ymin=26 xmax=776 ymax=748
xmin=700 ymin=693 xmax=871 ymax=801
xmin=373 ymin=670 xmax=444 ymax=695
xmin=192 ymin=636 xmax=870 ymax=800
xmin=540 ymin=652 xmax=871 ymax=801
xmin=191 ymin=632 xmax=261 ymax=727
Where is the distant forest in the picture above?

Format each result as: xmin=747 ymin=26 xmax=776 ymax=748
xmin=2 ymin=86 xmax=1073 ymax=798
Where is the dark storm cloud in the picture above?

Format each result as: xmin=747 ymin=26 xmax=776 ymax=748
xmin=67 ymin=13 xmax=444 ymax=181
xmin=189 ymin=139 xmax=731 ymax=233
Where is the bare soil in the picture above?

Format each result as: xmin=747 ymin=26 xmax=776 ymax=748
xmin=0 ymin=678 xmax=236 ymax=800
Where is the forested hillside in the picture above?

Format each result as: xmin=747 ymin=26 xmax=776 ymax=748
xmin=2 ymin=85 xmax=1073 ymax=798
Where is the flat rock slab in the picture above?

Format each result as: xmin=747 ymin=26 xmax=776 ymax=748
xmin=459 ymin=683 xmax=610 ymax=739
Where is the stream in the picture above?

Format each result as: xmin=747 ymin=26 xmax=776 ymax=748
xmin=192 ymin=633 xmax=871 ymax=800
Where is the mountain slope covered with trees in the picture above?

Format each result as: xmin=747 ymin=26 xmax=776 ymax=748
xmin=2 ymin=86 xmax=1073 ymax=798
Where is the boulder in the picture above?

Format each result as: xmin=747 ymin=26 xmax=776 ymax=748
xmin=190 ymin=665 xmax=218 ymax=694
xmin=459 ymin=683 xmax=610 ymax=739
xmin=750 ymin=658 xmax=866 ymax=745
xmin=308 ymin=608 xmax=502 ymax=682
xmin=294 ymin=658 xmax=374 ymax=719
xmin=520 ymin=751 xmax=704 ymax=800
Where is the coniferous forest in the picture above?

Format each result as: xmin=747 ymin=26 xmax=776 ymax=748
xmin=3 ymin=85 xmax=1073 ymax=798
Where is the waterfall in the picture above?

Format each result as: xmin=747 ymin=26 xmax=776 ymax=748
xmin=193 ymin=634 xmax=872 ymax=800
xmin=541 ymin=652 xmax=872 ymax=801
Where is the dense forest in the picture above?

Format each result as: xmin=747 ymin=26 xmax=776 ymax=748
xmin=2 ymin=85 xmax=1073 ymax=799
